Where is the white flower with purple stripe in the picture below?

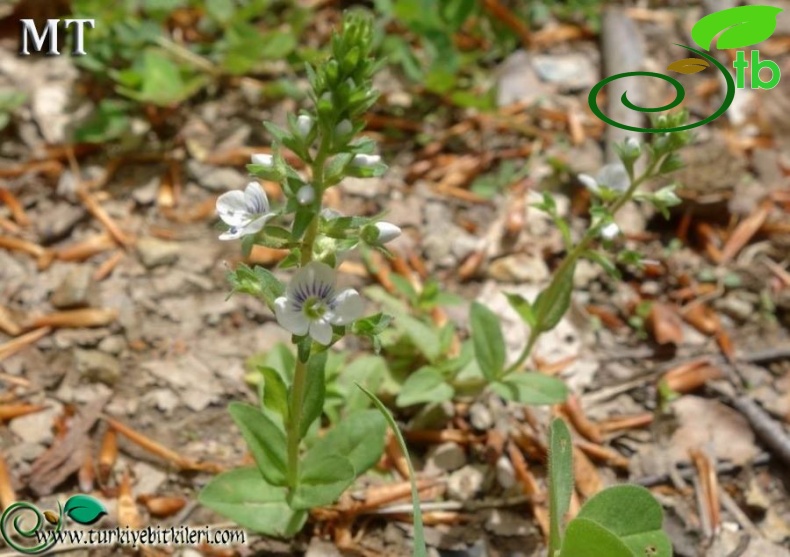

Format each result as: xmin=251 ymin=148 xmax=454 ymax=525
xmin=216 ymin=182 xmax=275 ymax=241
xmin=274 ymin=262 xmax=363 ymax=345
xmin=578 ymin=163 xmax=629 ymax=195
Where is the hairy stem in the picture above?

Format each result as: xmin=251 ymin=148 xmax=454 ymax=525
xmin=503 ymin=155 xmax=665 ymax=377
xmin=285 ymin=131 xmax=332 ymax=493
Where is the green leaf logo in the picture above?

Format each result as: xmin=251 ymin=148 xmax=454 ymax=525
xmin=691 ymin=5 xmax=783 ymax=51
xmin=63 ymin=495 xmax=107 ymax=525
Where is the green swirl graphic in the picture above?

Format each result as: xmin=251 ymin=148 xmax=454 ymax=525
xmin=0 ymin=501 xmax=62 ymax=554
xmin=588 ymin=44 xmax=736 ymax=133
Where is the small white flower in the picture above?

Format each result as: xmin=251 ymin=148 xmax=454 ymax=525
xmin=296 ymin=115 xmax=313 ymax=138
xmin=297 ymin=185 xmax=315 ymax=205
xmin=216 ymin=182 xmax=275 ymax=241
xmin=601 ymin=222 xmax=620 ymax=240
xmin=251 ymin=153 xmax=274 ymax=167
xmin=373 ymin=222 xmax=401 ymax=244
xmin=624 ymin=137 xmax=641 ymax=152
xmin=578 ymin=163 xmax=629 ymax=194
xmin=351 ymin=154 xmax=381 ymax=168
xmin=274 ymin=262 xmax=363 ymax=345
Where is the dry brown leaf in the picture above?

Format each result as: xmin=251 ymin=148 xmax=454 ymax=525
xmin=720 ymin=204 xmax=770 ymax=263
xmin=0 ymin=403 xmax=47 ymax=422
xmin=117 ymin=470 xmax=141 ymax=529
xmin=572 ymin=445 xmax=603 ymax=499
xmin=646 ymin=302 xmax=684 ymax=345
xmin=560 ymin=395 xmax=602 ymax=444
xmin=682 ymin=302 xmax=721 ymax=336
xmin=25 ymin=308 xmax=118 ymax=330
xmin=98 ymin=427 xmax=118 ymax=484
xmin=139 ymin=495 xmax=187 ymax=518
xmin=0 ymin=452 xmax=16 ymax=508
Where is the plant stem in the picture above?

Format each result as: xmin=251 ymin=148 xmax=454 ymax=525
xmin=502 ymin=156 xmax=664 ymax=377
xmin=286 ymin=357 xmax=308 ymax=490
xmin=285 ymin=131 xmax=332 ymax=492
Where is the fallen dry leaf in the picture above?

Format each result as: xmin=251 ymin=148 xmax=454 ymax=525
xmin=646 ymin=302 xmax=684 ymax=345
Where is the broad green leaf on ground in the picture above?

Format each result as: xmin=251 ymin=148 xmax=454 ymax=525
xmin=303 ymin=409 xmax=387 ymax=474
xmin=549 ymin=418 xmax=574 ymax=554
xmin=228 ymin=403 xmax=287 ymax=486
xmin=566 ymin=485 xmax=672 ymax=557
xmin=491 ymin=373 xmax=568 ymax=405
xmin=290 ymin=454 xmax=355 ymax=510
xmin=470 ymin=302 xmax=506 ymax=380
xmin=560 ymin=518 xmax=634 ymax=557
xmin=397 ymin=314 xmax=441 ymax=361
xmin=691 ymin=5 xmax=782 ymax=50
xmin=396 ymin=366 xmax=454 ymax=407
xmin=199 ymin=468 xmax=306 ymax=537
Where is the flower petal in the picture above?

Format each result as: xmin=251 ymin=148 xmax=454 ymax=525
xmin=218 ymin=226 xmax=245 ymax=241
xmin=578 ymin=174 xmax=599 ymax=193
xmin=309 ymin=319 xmax=333 ymax=345
xmin=328 ymin=288 xmax=363 ymax=325
xmin=596 ymin=163 xmax=629 ymax=192
xmin=216 ymin=190 xmax=250 ymax=226
xmin=242 ymin=213 xmax=274 ymax=236
xmin=243 ymin=182 xmax=270 ymax=215
xmin=275 ymin=297 xmax=309 ymax=336
xmin=288 ymin=262 xmax=336 ymax=301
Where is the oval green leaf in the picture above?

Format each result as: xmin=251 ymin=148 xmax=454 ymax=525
xmin=691 ymin=5 xmax=783 ymax=51
xmin=63 ymin=495 xmax=107 ymax=526
xmin=666 ymin=57 xmax=710 ymax=74
xmin=198 ymin=468 xmax=306 ymax=537
xmin=396 ymin=366 xmax=454 ymax=407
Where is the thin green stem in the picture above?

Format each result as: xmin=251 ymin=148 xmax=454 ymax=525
xmin=285 ymin=129 xmax=332 ymax=493
xmin=286 ymin=357 xmax=308 ymax=489
xmin=502 ymin=155 xmax=666 ymax=377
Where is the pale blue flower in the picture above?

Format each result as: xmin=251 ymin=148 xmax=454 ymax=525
xmin=216 ymin=182 xmax=274 ymax=241
xmin=579 ymin=163 xmax=629 ymax=194
xmin=274 ymin=262 xmax=363 ymax=345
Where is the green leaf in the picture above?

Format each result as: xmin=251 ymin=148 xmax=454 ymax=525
xmin=258 ymin=366 xmax=288 ymax=420
xmin=302 ymin=409 xmax=387 ymax=475
xmin=470 ymin=302 xmax=506 ymax=381
xmin=691 ymin=5 xmax=782 ymax=50
xmin=397 ymin=314 xmax=441 ymax=361
xmin=228 ymin=402 xmax=287 ymax=486
xmin=534 ymin=266 xmax=575 ymax=333
xmin=357 ymin=385 xmax=428 ymax=557
xmin=560 ymin=518 xmax=634 ymax=557
xmin=199 ymin=468 xmax=307 ymax=537
xmin=396 ymin=366 xmax=454 ymax=407
xmin=291 ymin=454 xmax=355 ymax=509
xmin=491 ymin=373 xmax=568 ymax=405
xmin=583 ymin=250 xmax=621 ymax=280
xmin=549 ymin=418 xmax=574 ymax=556
xmin=63 ymin=495 xmax=107 ymax=525
xmin=505 ymin=292 xmax=537 ymax=328
xmin=300 ymin=351 xmax=327 ymax=438
xmin=574 ymin=485 xmax=671 ymax=557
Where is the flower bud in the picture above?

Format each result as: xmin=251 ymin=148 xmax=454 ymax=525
xmin=601 ymin=222 xmax=620 ymax=240
xmin=335 ymin=119 xmax=352 ymax=138
xmin=351 ymin=154 xmax=381 ymax=168
xmin=251 ymin=153 xmax=274 ymax=167
xmin=363 ymin=222 xmax=401 ymax=245
xmin=297 ymin=185 xmax=315 ymax=205
xmin=296 ymin=115 xmax=313 ymax=138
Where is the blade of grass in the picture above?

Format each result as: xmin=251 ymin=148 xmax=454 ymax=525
xmin=357 ymin=384 xmax=427 ymax=557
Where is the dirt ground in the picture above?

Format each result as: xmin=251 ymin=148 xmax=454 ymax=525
xmin=2 ymin=2 xmax=790 ymax=556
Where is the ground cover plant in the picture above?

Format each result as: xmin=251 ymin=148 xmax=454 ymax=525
xmin=1 ymin=1 xmax=790 ymax=556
